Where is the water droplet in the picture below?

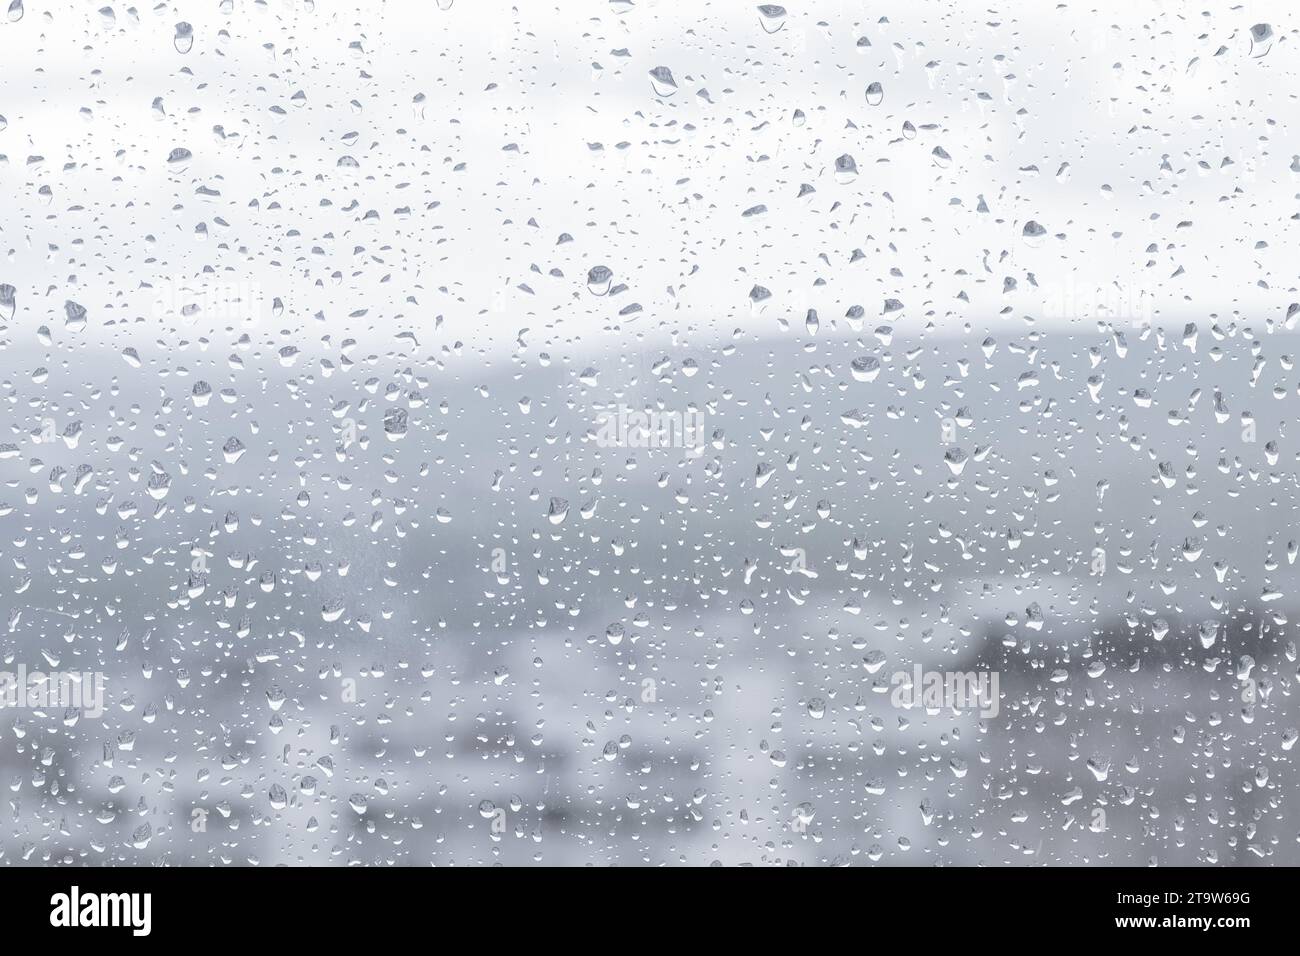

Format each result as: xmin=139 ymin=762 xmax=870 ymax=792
xmin=757 ymin=5 xmax=787 ymax=33
xmin=834 ymin=153 xmax=858 ymax=183
xmin=648 ymin=66 xmax=678 ymax=97
xmin=1249 ymin=22 xmax=1273 ymax=58
xmin=174 ymin=22 xmax=194 ymax=54
xmin=586 ymin=265 xmax=612 ymax=295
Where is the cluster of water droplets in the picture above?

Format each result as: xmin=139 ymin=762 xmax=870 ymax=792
xmin=0 ymin=0 xmax=1293 ymax=867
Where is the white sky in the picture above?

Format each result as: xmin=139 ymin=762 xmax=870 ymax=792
xmin=0 ymin=0 xmax=1295 ymax=362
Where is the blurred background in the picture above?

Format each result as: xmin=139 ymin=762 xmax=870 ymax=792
xmin=0 ymin=0 xmax=1296 ymax=865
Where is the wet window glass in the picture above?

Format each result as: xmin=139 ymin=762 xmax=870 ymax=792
xmin=0 ymin=0 xmax=1291 ymax=867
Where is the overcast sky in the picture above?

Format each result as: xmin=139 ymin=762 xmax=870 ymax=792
xmin=0 ymin=0 xmax=1294 ymax=365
